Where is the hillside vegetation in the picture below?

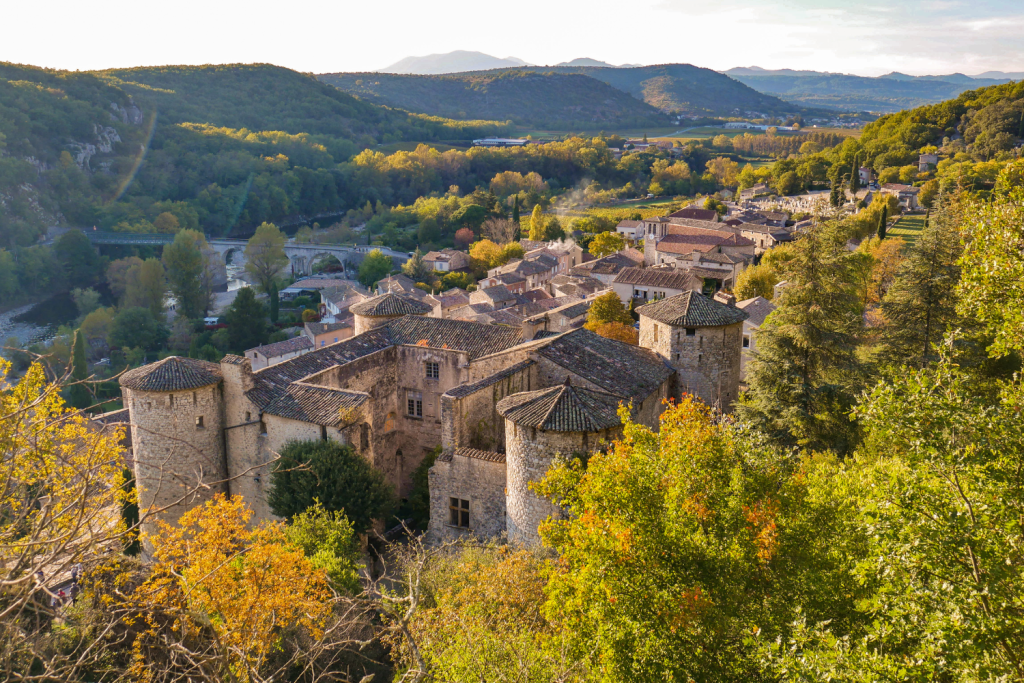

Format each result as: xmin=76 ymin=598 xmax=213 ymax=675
xmin=317 ymin=70 xmax=672 ymax=129
xmin=0 ymin=62 xmax=512 ymax=250
xmin=727 ymin=70 xmax=1011 ymax=112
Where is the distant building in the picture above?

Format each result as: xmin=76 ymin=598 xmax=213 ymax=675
xmin=305 ymin=320 xmax=354 ymax=348
xmin=668 ymin=206 xmax=719 ymax=222
xmin=246 ymin=335 xmax=314 ymax=371
xmin=736 ymin=296 xmax=776 ymax=382
xmin=880 ymin=183 xmax=921 ymax=210
xmin=918 ymin=153 xmax=939 ymax=172
xmin=859 ymin=166 xmax=874 ymax=185
xmin=616 ymin=219 xmax=644 ymax=240
xmin=612 ymin=266 xmax=701 ymax=304
xmin=472 ymin=137 xmax=529 ymax=147
xmin=422 ymin=249 xmax=470 ymax=273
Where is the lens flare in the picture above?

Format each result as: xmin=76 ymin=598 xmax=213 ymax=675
xmin=110 ymin=108 xmax=158 ymax=203
xmin=226 ymin=173 xmax=255 ymax=234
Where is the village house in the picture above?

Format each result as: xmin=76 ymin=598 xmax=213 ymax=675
xmin=519 ymin=238 xmax=587 ymax=273
xmin=521 ymin=298 xmax=593 ymax=339
xmin=320 ymin=284 xmax=368 ymax=323
xmin=880 ymin=183 xmax=921 ymax=210
xmin=470 ymin=285 xmax=517 ymax=310
xmin=918 ymin=153 xmax=939 ymax=172
xmin=305 ymin=320 xmax=354 ymax=348
xmin=615 ymin=219 xmax=643 ymax=240
xmin=422 ymin=249 xmax=470 ymax=273
xmin=425 ymin=288 xmax=471 ymax=317
xmin=739 ymin=183 xmax=771 ymax=201
xmin=731 ymin=222 xmax=793 ymax=254
xmin=641 ymin=218 xmax=755 ymax=269
xmin=736 ymin=296 xmax=776 ymax=382
xmin=547 ymin=274 xmax=607 ymax=299
xmin=612 ymin=266 xmax=700 ymax=304
xmin=477 ymin=271 xmax=528 ymax=293
xmin=569 ymin=252 xmax=642 ymax=286
xmin=668 ymin=206 xmax=719 ymax=222
xmin=245 ymin=335 xmax=314 ymax=371
xmin=859 ymin=167 xmax=875 ymax=185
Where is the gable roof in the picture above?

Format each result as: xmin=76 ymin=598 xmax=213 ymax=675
xmin=475 ymin=284 xmax=516 ymax=303
xmin=248 ymin=335 xmax=313 ymax=358
xmin=613 ymin=267 xmax=700 ymax=290
xmin=636 ymin=291 xmax=748 ymax=327
xmin=736 ymin=296 xmax=776 ymax=327
xmin=350 ymin=292 xmax=433 ymax=317
xmin=262 ymin=382 xmax=368 ymax=426
xmin=305 ymin=320 xmax=352 ymax=336
xmin=496 ymin=377 xmax=623 ymax=432
xmin=120 ymin=357 xmax=222 ymax=392
xmin=667 ymin=207 xmax=719 ymax=222
xmin=535 ymin=328 xmax=672 ymax=403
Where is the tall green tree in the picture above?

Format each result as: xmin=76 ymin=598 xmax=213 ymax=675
xmin=268 ymin=440 xmax=396 ymax=535
xmin=528 ymin=205 xmax=545 ymax=241
xmin=879 ymin=208 xmax=962 ymax=368
xmin=738 ymin=223 xmax=864 ymax=454
xmin=224 ymin=287 xmax=268 ymax=354
xmin=512 ymin=195 xmax=520 ymax=224
xmin=108 ymin=307 xmax=167 ymax=351
xmin=849 ymin=154 xmax=860 ymax=194
xmin=123 ymin=258 xmax=166 ymax=319
xmin=163 ymin=229 xmax=211 ymax=319
xmin=53 ymin=230 xmax=103 ymax=289
xmin=267 ymin=279 xmax=279 ymax=324
xmin=68 ymin=329 xmax=90 ymax=409
xmin=957 ymin=160 xmax=1024 ymax=357
xmin=876 ymin=204 xmax=888 ymax=240
xmin=243 ymin=222 xmax=289 ymax=293
xmin=357 ymin=249 xmax=393 ymax=289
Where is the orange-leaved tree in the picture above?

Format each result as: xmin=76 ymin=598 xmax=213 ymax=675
xmin=127 ymin=495 xmax=331 ymax=683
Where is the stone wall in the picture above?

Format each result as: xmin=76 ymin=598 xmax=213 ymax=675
xmin=427 ymin=450 xmax=507 ymax=542
xmin=505 ymin=423 xmax=620 ymax=546
xmin=640 ymin=317 xmax=743 ymax=411
xmin=440 ymin=360 xmax=536 ymax=453
xmin=125 ymin=383 xmax=227 ymax=542
xmin=220 ymin=358 xmax=277 ymax=525
xmin=353 ymin=313 xmax=399 ymax=336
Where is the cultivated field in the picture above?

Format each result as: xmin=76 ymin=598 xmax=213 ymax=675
xmin=889 ymin=213 xmax=927 ymax=244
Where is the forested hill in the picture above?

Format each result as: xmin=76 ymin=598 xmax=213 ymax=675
xmin=0 ymin=62 xmax=511 ymax=248
xmin=317 ymin=70 xmax=673 ymax=129
xmin=490 ymin=63 xmax=797 ymax=116
xmin=726 ymin=69 xmax=1012 ymax=113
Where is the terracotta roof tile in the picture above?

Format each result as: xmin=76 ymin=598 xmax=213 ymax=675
xmin=613 ymin=267 xmax=700 ymax=290
xmin=497 ymin=377 xmax=623 ymax=432
xmin=636 ymin=291 xmax=748 ymax=327
xmin=120 ymin=357 xmax=222 ymax=392
xmin=350 ymin=292 xmax=432 ymax=317
xmin=262 ymin=382 xmax=368 ymax=426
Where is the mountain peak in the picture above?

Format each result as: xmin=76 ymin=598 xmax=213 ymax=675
xmin=376 ymin=51 xmax=529 ymax=75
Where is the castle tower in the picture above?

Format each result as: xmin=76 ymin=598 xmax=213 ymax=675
xmin=349 ymin=292 xmax=432 ymax=335
xmin=496 ymin=377 xmax=624 ymax=545
xmin=119 ymin=357 xmax=228 ymax=540
xmin=636 ymin=290 xmax=748 ymax=411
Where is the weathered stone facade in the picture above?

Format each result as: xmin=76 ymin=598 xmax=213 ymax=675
xmin=428 ymin=448 xmax=507 ymax=542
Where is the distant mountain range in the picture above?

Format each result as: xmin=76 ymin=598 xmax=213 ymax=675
xmin=377 ymin=51 xmax=530 ymax=75
xmin=319 ymin=62 xmax=798 ymax=127
xmin=723 ymin=66 xmax=1021 ymax=112
xmin=375 ymin=51 xmax=641 ymax=74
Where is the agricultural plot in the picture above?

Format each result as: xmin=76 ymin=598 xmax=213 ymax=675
xmin=888 ymin=213 xmax=927 ymax=244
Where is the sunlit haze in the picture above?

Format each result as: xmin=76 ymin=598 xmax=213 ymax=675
xmin=5 ymin=0 xmax=1024 ymax=75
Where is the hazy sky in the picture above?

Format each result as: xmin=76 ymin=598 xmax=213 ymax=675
xmin=5 ymin=0 xmax=1023 ymax=76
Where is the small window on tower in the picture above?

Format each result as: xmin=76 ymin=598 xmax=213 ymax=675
xmin=449 ymin=497 xmax=470 ymax=528
xmin=245 ymin=411 xmax=251 ymax=422
xmin=686 ymin=328 xmax=697 ymax=337
xmin=743 ymin=335 xmax=750 ymax=349
xmin=195 ymin=415 xmax=204 ymax=429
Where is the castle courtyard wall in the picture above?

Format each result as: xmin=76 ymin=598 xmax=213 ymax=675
xmin=440 ymin=361 xmax=536 ymax=453
xmin=427 ymin=451 xmax=507 ymax=542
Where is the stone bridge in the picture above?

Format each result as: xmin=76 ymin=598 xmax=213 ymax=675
xmin=83 ymin=232 xmax=409 ymax=276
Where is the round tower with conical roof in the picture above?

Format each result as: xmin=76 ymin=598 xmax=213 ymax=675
xmin=119 ymin=357 xmax=227 ymax=539
xmin=350 ymin=292 xmax=433 ymax=335
xmin=636 ymin=290 xmax=748 ymax=411
xmin=496 ymin=377 xmax=624 ymax=545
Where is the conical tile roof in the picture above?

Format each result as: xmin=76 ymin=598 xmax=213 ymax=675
xmin=496 ymin=376 xmax=623 ymax=432
xmin=349 ymin=292 xmax=432 ymax=317
xmin=119 ymin=356 xmax=222 ymax=392
xmin=636 ymin=290 xmax=747 ymax=327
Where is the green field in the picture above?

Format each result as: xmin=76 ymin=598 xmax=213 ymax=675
xmin=889 ymin=213 xmax=927 ymax=244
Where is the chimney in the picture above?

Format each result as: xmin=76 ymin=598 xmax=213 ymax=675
xmin=714 ymin=291 xmax=736 ymax=307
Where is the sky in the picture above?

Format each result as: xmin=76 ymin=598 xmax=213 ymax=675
xmin=4 ymin=0 xmax=1023 ymax=76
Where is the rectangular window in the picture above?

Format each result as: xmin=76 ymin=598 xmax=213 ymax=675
xmin=743 ymin=335 xmax=750 ymax=349
xmin=449 ymin=497 xmax=470 ymax=528
xmin=686 ymin=328 xmax=697 ymax=337
xmin=195 ymin=415 xmax=204 ymax=429
xmin=407 ymin=391 xmax=423 ymax=418
xmin=425 ymin=361 xmax=440 ymax=379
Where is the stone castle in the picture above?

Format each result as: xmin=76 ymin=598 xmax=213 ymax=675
xmin=118 ymin=289 xmax=747 ymax=544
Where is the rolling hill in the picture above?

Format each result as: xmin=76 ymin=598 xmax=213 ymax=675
xmin=724 ymin=67 xmax=1013 ymax=112
xmin=317 ymin=70 xmax=673 ymax=129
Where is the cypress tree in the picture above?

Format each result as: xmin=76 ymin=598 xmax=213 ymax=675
xmin=877 ymin=204 xmax=889 ymax=240
xmin=737 ymin=223 xmax=864 ymax=454
xmin=268 ymin=279 xmax=279 ymax=324
xmin=849 ymin=155 xmax=860 ymax=194
xmin=120 ymin=468 xmax=141 ymax=556
xmin=69 ymin=330 xmax=90 ymax=409
xmin=880 ymin=209 xmax=961 ymax=368
xmin=512 ymin=195 xmax=520 ymax=224
xmin=829 ymin=181 xmax=842 ymax=208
